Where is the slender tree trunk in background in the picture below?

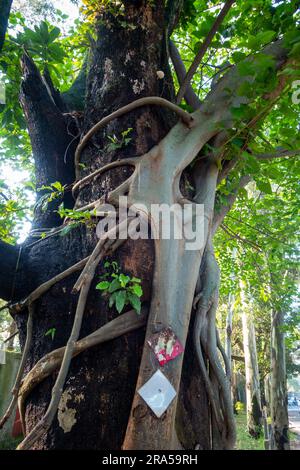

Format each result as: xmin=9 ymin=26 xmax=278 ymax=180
xmin=264 ymin=373 xmax=271 ymax=415
xmin=270 ymin=310 xmax=289 ymax=450
xmin=225 ymin=291 xmax=236 ymax=415
xmin=6 ymin=320 xmax=16 ymax=350
xmin=225 ymin=248 xmax=236 ymax=373
xmin=225 ymin=248 xmax=237 ymax=416
xmin=240 ymin=282 xmax=262 ymax=438
xmin=225 ymin=292 xmax=234 ymax=372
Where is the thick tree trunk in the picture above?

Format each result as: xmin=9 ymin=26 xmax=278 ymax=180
xmin=240 ymin=282 xmax=262 ymax=438
xmin=6 ymin=0 xmax=213 ymax=450
xmin=270 ymin=310 xmax=289 ymax=450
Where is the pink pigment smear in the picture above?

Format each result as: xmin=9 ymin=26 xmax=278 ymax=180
xmin=147 ymin=328 xmax=184 ymax=366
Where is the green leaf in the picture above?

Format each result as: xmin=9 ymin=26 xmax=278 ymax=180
xmin=247 ymin=31 xmax=276 ymax=50
xmin=256 ymin=180 xmax=272 ymax=195
xmin=127 ymin=293 xmax=141 ymax=314
xmin=38 ymin=21 xmax=49 ymax=44
xmin=131 ymin=284 xmax=143 ymax=297
xmin=108 ymin=292 xmax=117 ymax=308
xmin=232 ymin=52 xmax=246 ymax=64
xmin=242 ymin=152 xmax=260 ymax=173
xmin=111 ymin=261 xmax=119 ymax=272
xmin=237 ymin=61 xmax=255 ymax=77
xmin=45 ymin=328 xmax=56 ymax=340
xmin=96 ymin=281 xmax=110 ymax=291
xmin=232 ymin=137 xmax=244 ymax=148
xmin=230 ymin=105 xmax=249 ymax=121
xmin=119 ymin=273 xmax=130 ymax=288
xmin=108 ymin=278 xmax=121 ymax=293
xmin=51 ymin=181 xmax=63 ymax=191
xmin=59 ymin=222 xmax=80 ymax=237
xmin=115 ymin=290 xmax=127 ymax=313
xmin=48 ymin=26 xmax=61 ymax=43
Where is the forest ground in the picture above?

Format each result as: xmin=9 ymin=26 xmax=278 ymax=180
xmin=235 ymin=412 xmax=264 ymax=450
xmin=0 ymin=411 xmax=299 ymax=450
xmin=289 ymin=410 xmax=300 ymax=450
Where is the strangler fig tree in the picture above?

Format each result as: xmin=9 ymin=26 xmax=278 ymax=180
xmin=0 ymin=0 xmax=299 ymax=450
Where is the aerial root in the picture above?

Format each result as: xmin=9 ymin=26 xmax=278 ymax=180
xmin=18 ymin=308 xmax=147 ymax=434
xmin=74 ymin=96 xmax=194 ymax=178
xmin=10 ymin=257 xmax=90 ymax=315
xmin=72 ymin=218 xmax=132 ymax=292
xmin=72 ymin=157 xmax=137 ymax=199
xmin=193 ymin=308 xmax=224 ymax=432
xmin=17 ymin=221 xmax=132 ymax=450
xmin=194 ymin=302 xmax=235 ymax=449
xmin=17 ymin=253 xmax=101 ymax=449
xmin=193 ymin=243 xmax=236 ymax=449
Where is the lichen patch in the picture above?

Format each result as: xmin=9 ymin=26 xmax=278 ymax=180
xmin=57 ymin=388 xmax=84 ymax=433
xmin=132 ymin=79 xmax=145 ymax=95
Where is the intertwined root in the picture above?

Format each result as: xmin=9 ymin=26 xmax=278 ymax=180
xmin=2 ymin=96 xmax=234 ymax=450
xmin=193 ymin=243 xmax=235 ymax=449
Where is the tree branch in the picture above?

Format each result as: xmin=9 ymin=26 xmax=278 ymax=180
xmin=62 ymin=56 xmax=87 ymax=111
xmin=169 ymin=40 xmax=201 ymax=110
xmin=0 ymin=0 xmax=12 ymax=53
xmin=255 ymin=148 xmax=300 ymax=160
xmin=221 ymin=224 xmax=262 ymax=251
xmin=199 ymin=39 xmax=297 ymax=186
xmin=42 ymin=68 xmax=68 ymax=113
xmin=0 ymin=240 xmax=19 ymax=301
xmin=232 ymin=355 xmax=244 ymax=362
xmin=10 ymin=256 xmax=90 ymax=314
xmin=20 ymin=52 xmax=77 ymax=228
xmin=176 ymin=0 xmax=235 ymax=104
xmin=165 ymin=0 xmax=185 ymax=36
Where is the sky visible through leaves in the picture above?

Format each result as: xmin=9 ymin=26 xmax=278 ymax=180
xmin=0 ymin=0 xmax=80 ymax=243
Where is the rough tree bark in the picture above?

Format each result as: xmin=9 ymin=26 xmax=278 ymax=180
xmin=0 ymin=240 xmax=19 ymax=300
xmin=270 ymin=310 xmax=289 ymax=450
xmin=0 ymin=0 xmax=12 ymax=53
xmin=240 ymin=281 xmax=262 ymax=438
xmin=0 ymin=0 xmax=297 ymax=451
